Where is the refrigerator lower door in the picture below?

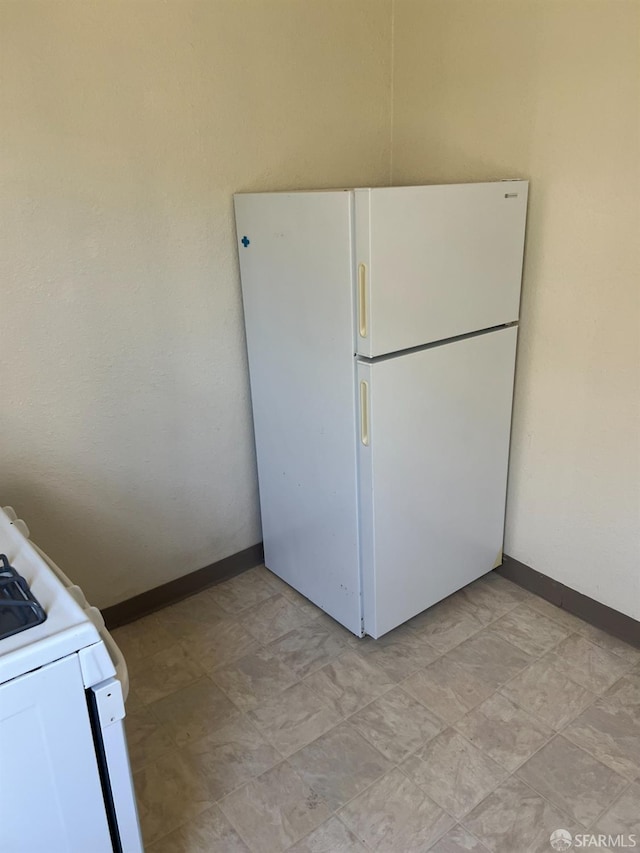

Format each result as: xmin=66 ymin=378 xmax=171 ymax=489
xmin=357 ymin=326 xmax=518 ymax=638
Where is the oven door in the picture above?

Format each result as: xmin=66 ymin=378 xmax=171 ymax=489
xmin=29 ymin=547 xmax=142 ymax=852
xmin=17 ymin=522 xmax=142 ymax=853
xmin=87 ymin=676 xmax=144 ymax=853
xmin=0 ymin=655 xmax=114 ymax=853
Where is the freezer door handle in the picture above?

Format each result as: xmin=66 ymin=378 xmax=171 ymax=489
xmin=358 ymin=263 xmax=368 ymax=338
xmin=360 ymin=380 xmax=370 ymax=446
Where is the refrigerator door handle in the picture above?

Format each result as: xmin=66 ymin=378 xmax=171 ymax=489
xmin=358 ymin=263 xmax=368 ymax=338
xmin=360 ymin=380 xmax=370 ymax=446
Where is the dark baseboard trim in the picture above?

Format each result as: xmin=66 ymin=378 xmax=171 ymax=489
xmin=497 ymin=554 xmax=640 ymax=648
xmin=102 ymin=542 xmax=264 ymax=629
xmin=102 ymin=545 xmax=640 ymax=647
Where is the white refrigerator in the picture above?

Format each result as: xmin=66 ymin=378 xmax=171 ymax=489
xmin=234 ymin=181 xmax=528 ymax=638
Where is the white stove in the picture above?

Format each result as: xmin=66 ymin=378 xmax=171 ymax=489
xmin=0 ymin=506 xmax=142 ymax=853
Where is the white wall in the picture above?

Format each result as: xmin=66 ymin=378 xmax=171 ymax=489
xmin=1 ymin=1 xmax=392 ymax=606
xmin=4 ymin=0 xmax=639 ymax=620
xmin=392 ymin=0 xmax=640 ymax=619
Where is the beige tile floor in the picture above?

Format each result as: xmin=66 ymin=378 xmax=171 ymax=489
xmin=113 ymin=566 xmax=640 ymax=852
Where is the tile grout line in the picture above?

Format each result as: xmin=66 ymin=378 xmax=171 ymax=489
xmin=129 ymin=576 xmax=638 ymax=850
xmin=448 ymin=686 xmax=611 ymax=836
xmin=529 ymin=598 xmax=640 ymax=663
xmin=406 ymin=582 xmax=544 ymax=657
xmin=397 ymin=614 xmax=563 ymax=731
xmin=145 ymin=572 xmax=321 ymax=848
xmin=298 ymin=649 xmax=397 ymax=717
xmin=394 ymin=727 xmax=507 ymax=833
xmin=241 ymin=591 xmax=321 ymax=647
xmin=125 ymin=576 xmax=636 ymax=667
xmin=267 ymin=578 xmax=546 ymax=849
xmin=498 ymin=628 xmax=637 ymax=741
xmin=132 ymin=578 xmax=368 ymax=846
xmin=218 ymin=792 xmax=264 ymax=853
xmin=322 ymin=691 xmax=527 ymax=849
xmin=258 ymin=669 xmax=632 ymax=851
xmin=133 ymin=580 xmax=292 ymax=847
xmin=219 ymin=743 xmax=387 ymax=853
xmin=509 ymin=731 xmax=630 ymax=832
xmin=376 ymin=617 xmax=632 ymax=835
xmin=127 ymin=579 xmax=532 ymax=715
xmin=556 ymin=689 xmax=640 ymax=787
xmin=457 ymin=773 xmax=584 ymax=844
xmin=441 ymin=676 xmax=582 ymax=825
xmin=173 ymin=679 xmax=392 ymax=846
xmin=490 ymin=629 xmax=603 ymax=731
xmin=333 ymin=754 xmax=457 ymax=851
xmin=136 ymin=713 xmax=287 ymax=848
xmin=455 ymin=718 xmax=555 ymax=779
xmin=585 ymin=775 xmax=638 ymax=833
xmin=427 ymin=823 xmax=489 ymax=853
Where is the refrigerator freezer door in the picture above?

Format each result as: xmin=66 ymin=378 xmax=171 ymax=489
xmin=234 ymin=191 xmax=362 ymax=635
xmin=357 ymin=326 xmax=518 ymax=638
xmin=355 ymin=182 xmax=527 ymax=357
